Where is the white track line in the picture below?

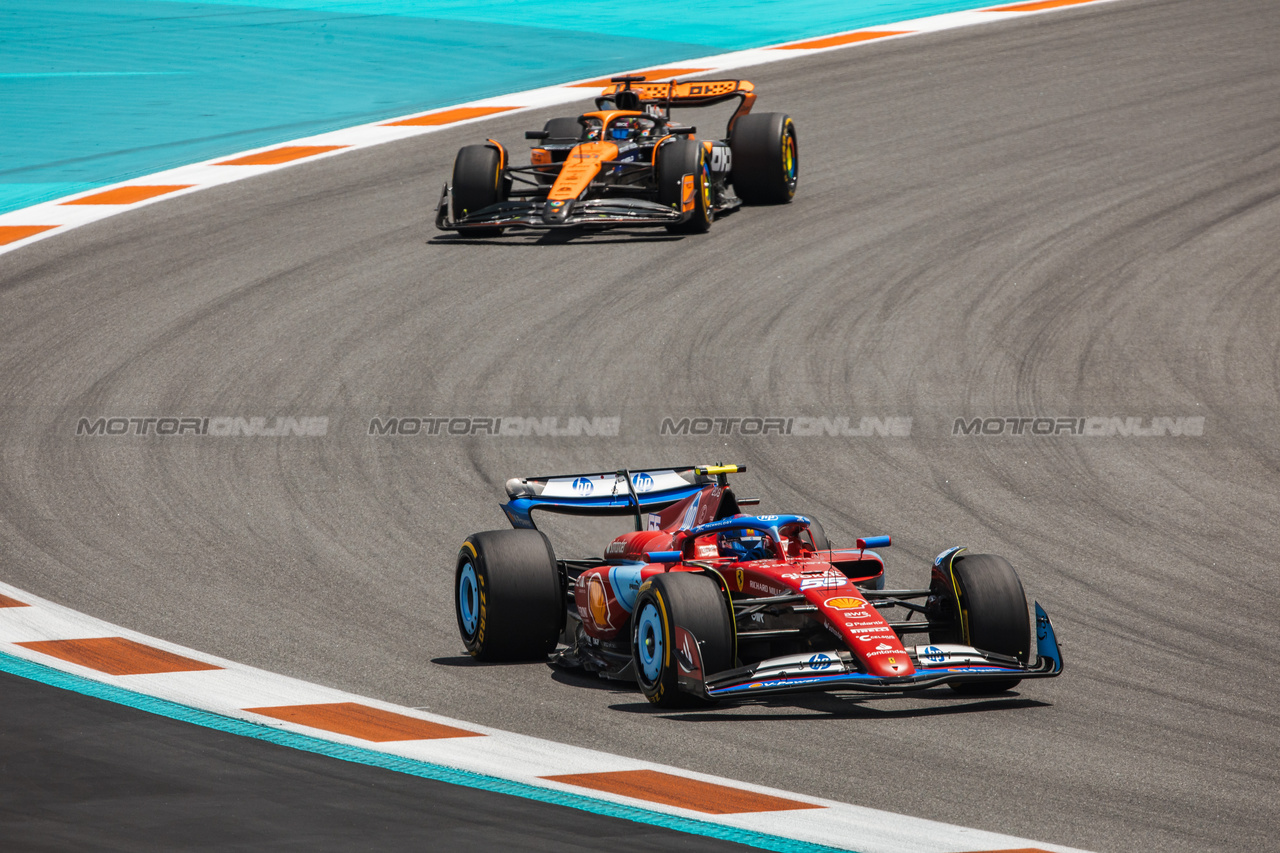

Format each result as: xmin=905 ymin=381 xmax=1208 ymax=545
xmin=0 ymin=580 xmax=1091 ymax=853
xmin=3 ymin=2 xmax=1119 ymax=849
xmin=0 ymin=0 xmax=1126 ymax=256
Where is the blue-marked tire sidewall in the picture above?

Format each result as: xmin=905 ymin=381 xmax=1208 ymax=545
xmin=632 ymin=573 xmax=732 ymax=707
xmin=454 ymin=530 xmax=562 ymax=661
xmin=458 ymin=560 xmax=480 ymax=639
xmin=632 ymin=585 xmax=676 ymax=704
xmin=455 ymin=549 xmax=487 ymax=655
xmin=635 ymin=602 xmax=665 ymax=686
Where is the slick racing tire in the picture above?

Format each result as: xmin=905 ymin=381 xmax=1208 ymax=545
xmin=451 ymin=144 xmax=507 ymax=237
xmin=929 ymin=553 xmax=1029 ymax=693
xmin=656 ymin=140 xmax=712 ymax=234
xmin=730 ymin=112 xmax=798 ymax=205
xmin=632 ymin=573 xmax=733 ymax=707
xmin=542 ymin=117 xmax=584 ymax=143
xmin=456 ymin=529 xmax=563 ymax=661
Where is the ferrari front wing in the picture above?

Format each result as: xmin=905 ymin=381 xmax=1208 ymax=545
xmin=686 ymin=603 xmax=1064 ymax=700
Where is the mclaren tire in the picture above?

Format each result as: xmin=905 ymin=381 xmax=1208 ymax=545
xmin=451 ymin=144 xmax=506 ymax=237
xmin=730 ymin=112 xmax=798 ymax=205
xmin=657 ymin=140 xmax=713 ymax=234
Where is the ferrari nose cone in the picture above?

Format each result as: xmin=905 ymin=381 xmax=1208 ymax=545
xmin=864 ymin=654 xmax=915 ymax=678
xmin=544 ymin=199 xmax=572 ymax=224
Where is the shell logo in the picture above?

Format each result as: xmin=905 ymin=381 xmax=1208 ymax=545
xmin=824 ymin=597 xmax=866 ymax=609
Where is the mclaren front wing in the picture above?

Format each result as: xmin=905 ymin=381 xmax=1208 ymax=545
xmin=435 ymin=186 xmax=684 ymax=231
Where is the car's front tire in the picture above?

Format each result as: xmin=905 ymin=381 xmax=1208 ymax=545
xmin=632 ymin=572 xmax=732 ymax=706
xmin=456 ymin=529 xmax=563 ymax=661
xmin=656 ymin=140 xmax=713 ymax=234
xmin=929 ymin=553 xmax=1029 ymax=693
xmin=451 ymin=144 xmax=506 ymax=237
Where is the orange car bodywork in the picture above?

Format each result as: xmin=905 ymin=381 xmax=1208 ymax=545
xmin=536 ymin=83 xmax=758 ymax=203
xmin=545 ymin=110 xmax=665 ymax=202
xmin=438 ymin=78 xmax=766 ymax=232
xmin=547 ymin=141 xmax=620 ymax=201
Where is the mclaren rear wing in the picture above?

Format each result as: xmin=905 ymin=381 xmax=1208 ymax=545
xmin=597 ymin=78 xmax=758 ymax=135
xmin=501 ymin=464 xmax=743 ymax=530
xmin=600 ymin=78 xmax=755 ymax=106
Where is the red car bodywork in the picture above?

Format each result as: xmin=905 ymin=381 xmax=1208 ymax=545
xmin=571 ymin=484 xmax=914 ymax=678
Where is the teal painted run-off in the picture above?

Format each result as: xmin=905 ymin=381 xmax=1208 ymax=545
xmin=0 ymin=650 xmax=851 ymax=853
xmin=1 ymin=1 xmax=995 ymax=213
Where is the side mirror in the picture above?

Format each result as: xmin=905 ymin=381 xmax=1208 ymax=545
xmin=525 ymin=130 xmax=549 ymax=140
xmin=856 ymin=535 xmax=891 ymax=549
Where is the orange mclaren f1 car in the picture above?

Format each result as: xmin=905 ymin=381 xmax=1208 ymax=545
xmin=434 ymin=76 xmax=798 ymax=235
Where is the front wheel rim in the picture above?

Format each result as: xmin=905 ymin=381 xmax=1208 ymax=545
xmin=783 ymin=129 xmax=797 ymax=188
xmin=635 ymin=602 xmax=664 ymax=684
xmin=458 ymin=560 xmax=480 ymax=638
xmin=700 ymin=161 xmax=712 ymax=220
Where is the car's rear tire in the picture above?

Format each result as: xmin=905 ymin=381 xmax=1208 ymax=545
xmin=656 ymin=140 xmax=712 ymax=234
xmin=929 ymin=553 xmax=1029 ymax=693
xmin=633 ymin=572 xmax=732 ymax=707
xmin=730 ymin=112 xmax=798 ymax=205
xmin=451 ymin=144 xmax=506 ymax=237
xmin=456 ymin=529 xmax=563 ymax=661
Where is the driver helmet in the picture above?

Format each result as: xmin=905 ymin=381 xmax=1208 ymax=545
xmin=610 ymin=118 xmax=640 ymax=141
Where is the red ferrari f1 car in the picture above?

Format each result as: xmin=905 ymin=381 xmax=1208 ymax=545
xmin=435 ymin=76 xmax=798 ymax=235
xmin=454 ymin=465 xmax=1063 ymax=706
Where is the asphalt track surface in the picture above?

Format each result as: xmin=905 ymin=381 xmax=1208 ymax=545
xmin=0 ymin=671 xmax=755 ymax=852
xmin=1 ymin=1 xmax=1278 ymax=851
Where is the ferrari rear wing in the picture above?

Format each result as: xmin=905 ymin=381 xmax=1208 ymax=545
xmin=501 ymin=464 xmax=742 ymax=530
